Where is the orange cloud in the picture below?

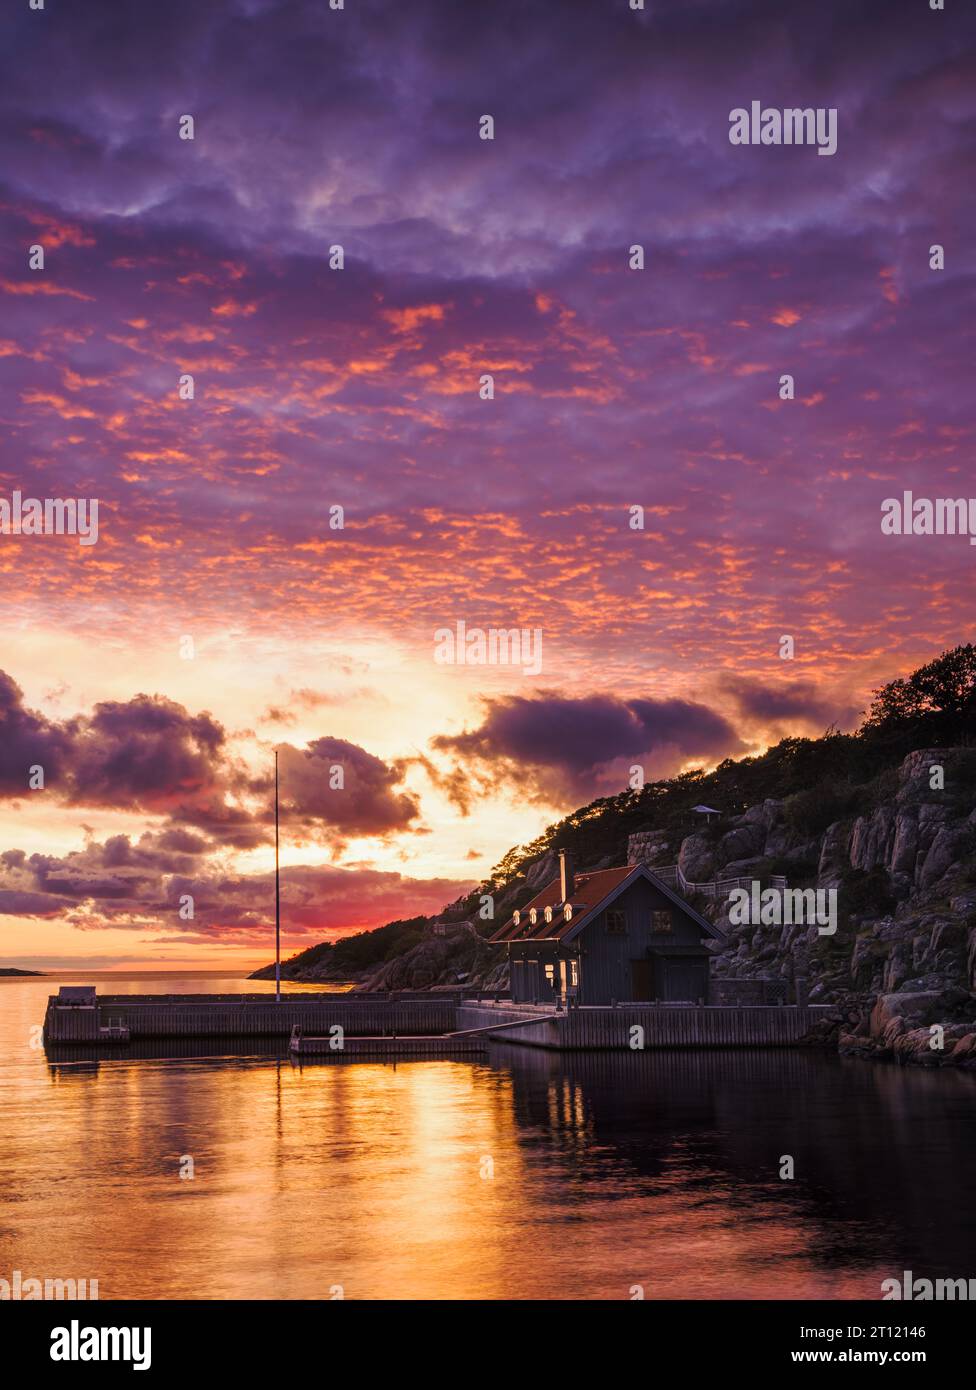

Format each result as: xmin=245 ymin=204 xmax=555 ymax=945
xmin=20 ymin=388 xmax=95 ymax=418
xmin=382 ymin=303 xmax=447 ymax=333
xmin=211 ymin=300 xmax=258 ymax=318
xmin=879 ymin=267 xmax=899 ymax=305
xmin=0 ymin=278 xmax=93 ymax=301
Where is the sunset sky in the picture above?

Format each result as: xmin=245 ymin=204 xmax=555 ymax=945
xmin=0 ymin=0 xmax=973 ymax=969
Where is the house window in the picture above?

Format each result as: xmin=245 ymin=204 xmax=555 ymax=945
xmin=570 ymin=960 xmax=579 ymax=987
xmin=651 ymin=910 xmax=672 ymax=934
xmin=606 ymin=910 xmax=626 ymax=935
xmin=544 ymin=963 xmax=556 ymax=985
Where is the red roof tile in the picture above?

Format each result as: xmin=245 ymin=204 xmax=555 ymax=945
xmin=490 ymin=865 xmax=635 ymax=943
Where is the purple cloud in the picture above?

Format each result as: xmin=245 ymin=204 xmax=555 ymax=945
xmin=433 ymin=691 xmax=744 ymax=802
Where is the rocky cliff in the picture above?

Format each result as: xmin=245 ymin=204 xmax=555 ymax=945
xmin=368 ymin=745 xmax=976 ymax=1066
xmin=251 ymin=737 xmax=976 ymax=1067
xmin=635 ymin=747 xmax=976 ymax=1066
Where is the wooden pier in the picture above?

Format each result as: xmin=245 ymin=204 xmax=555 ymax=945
xmin=43 ymin=988 xmax=834 ymax=1053
xmin=43 ymin=989 xmax=459 ymax=1044
xmin=456 ymin=1001 xmax=834 ymax=1050
xmin=289 ymin=1027 xmax=487 ymax=1057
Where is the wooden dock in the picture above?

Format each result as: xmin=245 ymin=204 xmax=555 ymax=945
xmin=43 ymin=989 xmax=834 ymax=1053
xmin=289 ymin=1028 xmax=487 ymax=1057
xmin=456 ymin=1002 xmax=834 ymax=1050
xmin=43 ymin=991 xmax=460 ymax=1044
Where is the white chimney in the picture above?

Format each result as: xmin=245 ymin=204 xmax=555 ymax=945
xmin=559 ymin=849 xmax=574 ymax=903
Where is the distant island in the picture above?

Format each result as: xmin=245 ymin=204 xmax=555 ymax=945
xmin=0 ymin=967 xmax=46 ymax=976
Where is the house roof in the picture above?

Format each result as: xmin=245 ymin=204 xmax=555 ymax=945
xmin=490 ymin=863 xmax=724 ymax=946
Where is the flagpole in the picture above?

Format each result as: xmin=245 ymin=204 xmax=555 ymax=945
xmin=275 ymin=749 xmax=281 ymax=1003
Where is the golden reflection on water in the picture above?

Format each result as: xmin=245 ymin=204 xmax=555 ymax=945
xmin=2 ymin=977 xmax=975 ymax=1299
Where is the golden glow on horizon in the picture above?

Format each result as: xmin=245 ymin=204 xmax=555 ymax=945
xmin=1 ymin=604 xmax=882 ymax=969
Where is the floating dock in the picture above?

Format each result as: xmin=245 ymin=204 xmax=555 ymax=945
xmin=44 ymin=987 xmax=834 ymax=1053
xmin=288 ymin=1011 xmax=565 ymax=1056
xmin=289 ymin=1029 xmax=488 ymax=1057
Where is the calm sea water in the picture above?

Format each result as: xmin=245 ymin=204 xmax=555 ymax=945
xmin=1 ymin=974 xmax=974 ymax=1300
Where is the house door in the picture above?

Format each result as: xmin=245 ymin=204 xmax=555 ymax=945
xmin=630 ymin=959 xmax=654 ymax=1001
xmin=663 ymin=958 xmax=708 ymax=1003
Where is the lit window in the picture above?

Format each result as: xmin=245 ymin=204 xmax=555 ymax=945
xmin=651 ymin=910 xmax=672 ymax=934
xmin=570 ymin=961 xmax=579 ymax=987
xmin=606 ymin=910 xmax=626 ymax=935
xmin=544 ymin=963 xmax=555 ymax=984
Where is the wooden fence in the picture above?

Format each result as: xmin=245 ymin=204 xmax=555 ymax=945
xmin=652 ymin=865 xmax=788 ymax=900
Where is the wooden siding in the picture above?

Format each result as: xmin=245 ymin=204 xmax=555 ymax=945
xmin=509 ymin=956 xmax=559 ymax=1005
xmin=43 ymin=1006 xmax=100 ymax=1042
xmin=576 ymin=876 xmax=711 ymax=1005
xmin=44 ymin=995 xmax=459 ymax=1043
xmin=458 ymin=1002 xmax=833 ymax=1049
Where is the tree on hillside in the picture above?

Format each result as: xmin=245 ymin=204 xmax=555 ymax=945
xmin=863 ymin=644 xmax=976 ymax=744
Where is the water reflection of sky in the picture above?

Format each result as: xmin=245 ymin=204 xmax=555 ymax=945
xmin=2 ymin=978 xmax=974 ymax=1299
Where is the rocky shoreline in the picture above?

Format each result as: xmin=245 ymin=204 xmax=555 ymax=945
xmin=694 ymin=748 xmax=976 ymax=1067
xmin=252 ymin=744 xmax=976 ymax=1069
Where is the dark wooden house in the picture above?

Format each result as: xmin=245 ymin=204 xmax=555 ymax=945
xmin=491 ymin=851 xmax=725 ymax=1005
